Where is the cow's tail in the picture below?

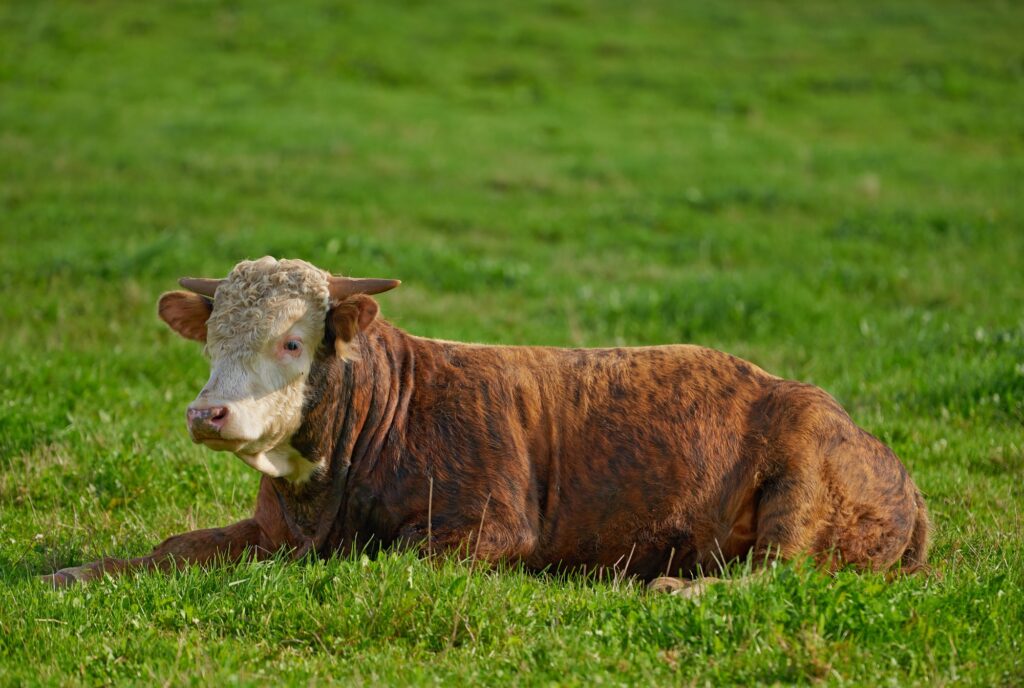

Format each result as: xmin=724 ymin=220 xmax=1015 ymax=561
xmin=900 ymin=488 xmax=932 ymax=574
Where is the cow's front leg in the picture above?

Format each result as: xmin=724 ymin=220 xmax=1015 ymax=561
xmin=41 ymin=518 xmax=273 ymax=588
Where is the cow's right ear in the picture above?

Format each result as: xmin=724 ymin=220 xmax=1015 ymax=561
xmin=158 ymin=291 xmax=212 ymax=342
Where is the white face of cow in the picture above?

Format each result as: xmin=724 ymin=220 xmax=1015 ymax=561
xmin=195 ymin=303 xmax=320 ymax=462
xmin=184 ymin=258 xmax=330 ymax=479
xmin=157 ymin=257 xmax=397 ymax=482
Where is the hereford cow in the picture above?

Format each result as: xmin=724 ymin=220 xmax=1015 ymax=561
xmin=43 ymin=257 xmax=930 ymax=594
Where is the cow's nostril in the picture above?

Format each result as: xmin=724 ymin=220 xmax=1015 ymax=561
xmin=186 ymin=405 xmax=229 ymax=437
xmin=205 ymin=405 xmax=228 ymax=427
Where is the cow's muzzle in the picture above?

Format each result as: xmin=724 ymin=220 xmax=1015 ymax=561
xmin=186 ymin=404 xmax=230 ymax=441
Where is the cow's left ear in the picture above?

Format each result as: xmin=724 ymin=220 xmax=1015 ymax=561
xmin=329 ymin=294 xmax=379 ymax=346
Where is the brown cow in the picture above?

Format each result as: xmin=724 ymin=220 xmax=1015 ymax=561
xmin=43 ymin=257 xmax=930 ymax=595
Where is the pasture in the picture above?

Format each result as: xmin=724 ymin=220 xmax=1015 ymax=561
xmin=1 ymin=0 xmax=1022 ymax=684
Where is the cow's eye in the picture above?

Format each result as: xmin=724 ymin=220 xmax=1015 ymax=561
xmin=284 ymin=340 xmax=301 ymax=352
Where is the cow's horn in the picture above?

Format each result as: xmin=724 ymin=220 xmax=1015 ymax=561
xmin=178 ymin=278 xmax=224 ymax=298
xmin=328 ymin=276 xmax=401 ymax=300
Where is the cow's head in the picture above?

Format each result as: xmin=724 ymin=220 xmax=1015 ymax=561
xmin=157 ymin=257 xmax=399 ymax=480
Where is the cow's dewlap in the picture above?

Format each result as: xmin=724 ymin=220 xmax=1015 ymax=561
xmin=238 ymin=446 xmax=320 ymax=482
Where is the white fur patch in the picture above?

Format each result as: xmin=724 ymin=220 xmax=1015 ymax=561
xmin=237 ymin=445 xmax=320 ymax=482
xmin=192 ymin=257 xmax=332 ymax=480
xmin=205 ymin=257 xmax=330 ymax=360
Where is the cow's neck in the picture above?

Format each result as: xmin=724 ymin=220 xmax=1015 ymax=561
xmin=273 ymin=320 xmax=415 ymax=553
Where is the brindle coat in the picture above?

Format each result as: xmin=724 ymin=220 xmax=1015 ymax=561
xmin=43 ymin=297 xmax=930 ymax=589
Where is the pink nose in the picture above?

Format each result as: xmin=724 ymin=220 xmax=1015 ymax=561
xmin=186 ymin=405 xmax=229 ymax=440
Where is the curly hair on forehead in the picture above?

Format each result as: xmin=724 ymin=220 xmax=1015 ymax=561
xmin=205 ymin=257 xmax=332 ymax=357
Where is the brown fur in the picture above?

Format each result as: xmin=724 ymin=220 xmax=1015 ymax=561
xmin=43 ymin=296 xmax=930 ymax=587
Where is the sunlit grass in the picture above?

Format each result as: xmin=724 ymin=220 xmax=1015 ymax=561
xmin=1 ymin=0 xmax=1022 ymax=684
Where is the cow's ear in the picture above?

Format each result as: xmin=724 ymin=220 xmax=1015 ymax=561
xmin=329 ymin=295 xmax=379 ymax=345
xmin=158 ymin=291 xmax=212 ymax=342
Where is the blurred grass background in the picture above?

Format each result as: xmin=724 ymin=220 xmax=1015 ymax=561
xmin=1 ymin=0 xmax=1022 ymax=685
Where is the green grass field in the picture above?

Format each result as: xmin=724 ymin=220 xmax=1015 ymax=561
xmin=2 ymin=1 xmax=1023 ymax=684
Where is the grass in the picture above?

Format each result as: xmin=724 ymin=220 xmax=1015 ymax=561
xmin=1 ymin=0 xmax=1022 ymax=684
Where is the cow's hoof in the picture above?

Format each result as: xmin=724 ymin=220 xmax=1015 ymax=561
xmin=40 ymin=567 xmax=85 ymax=589
xmin=673 ymin=580 xmax=710 ymax=599
xmin=646 ymin=576 xmax=711 ymax=599
xmin=647 ymin=576 xmax=687 ymax=594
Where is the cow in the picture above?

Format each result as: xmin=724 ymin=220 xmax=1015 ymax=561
xmin=42 ymin=257 xmax=930 ymax=595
